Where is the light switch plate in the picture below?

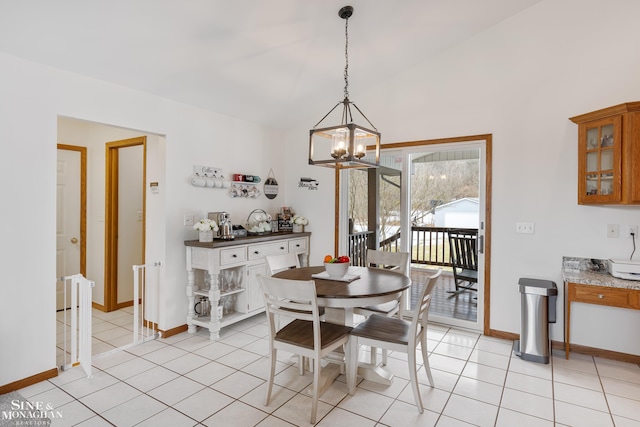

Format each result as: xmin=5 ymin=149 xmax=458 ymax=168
xmin=184 ymin=214 xmax=194 ymax=226
xmin=516 ymin=222 xmax=535 ymax=234
xmin=607 ymin=224 xmax=619 ymax=238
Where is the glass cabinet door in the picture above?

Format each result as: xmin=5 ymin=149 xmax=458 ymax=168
xmin=579 ymin=116 xmax=621 ymax=203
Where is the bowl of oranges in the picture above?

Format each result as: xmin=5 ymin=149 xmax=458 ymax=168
xmin=323 ymin=255 xmax=350 ymax=278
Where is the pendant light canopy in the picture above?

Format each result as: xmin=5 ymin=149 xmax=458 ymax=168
xmin=309 ymin=6 xmax=380 ymax=169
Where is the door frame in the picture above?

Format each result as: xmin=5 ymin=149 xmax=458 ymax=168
xmin=57 ymin=144 xmax=87 ymax=278
xmin=337 ymin=134 xmax=492 ymax=335
xmin=104 ymin=136 xmax=147 ymax=311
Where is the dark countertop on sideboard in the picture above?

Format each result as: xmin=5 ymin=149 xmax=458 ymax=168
xmin=185 ymin=231 xmax=311 ymax=249
xmin=562 ymin=256 xmax=640 ymax=291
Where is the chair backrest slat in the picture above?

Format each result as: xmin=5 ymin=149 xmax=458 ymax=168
xmin=448 ymin=229 xmax=478 ymax=271
xmin=411 ymin=269 xmax=442 ymax=342
xmin=366 ymin=249 xmax=410 ymax=276
xmin=258 ymin=275 xmax=321 ymax=347
xmin=266 ymin=253 xmax=301 ymax=275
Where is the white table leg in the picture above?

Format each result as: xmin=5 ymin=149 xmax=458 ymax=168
xmin=324 ymin=306 xmax=395 ymax=385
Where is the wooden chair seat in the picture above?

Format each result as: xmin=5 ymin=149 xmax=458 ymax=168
xmin=350 ymin=314 xmax=410 ymax=345
xmin=457 ymin=269 xmax=477 ymax=283
xmin=276 ymin=319 xmax=352 ymax=349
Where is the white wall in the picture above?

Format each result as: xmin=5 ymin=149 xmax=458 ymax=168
xmin=285 ymin=0 xmax=640 ymax=355
xmin=0 ymin=53 xmax=286 ymax=386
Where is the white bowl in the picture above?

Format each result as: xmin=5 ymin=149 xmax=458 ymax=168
xmin=324 ymin=262 xmax=349 ymax=278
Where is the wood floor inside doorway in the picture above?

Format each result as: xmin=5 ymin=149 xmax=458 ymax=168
xmin=409 ymin=267 xmax=477 ymax=322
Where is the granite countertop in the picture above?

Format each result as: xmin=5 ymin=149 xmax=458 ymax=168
xmin=185 ymin=231 xmax=311 ymax=248
xmin=562 ymin=256 xmax=640 ymax=290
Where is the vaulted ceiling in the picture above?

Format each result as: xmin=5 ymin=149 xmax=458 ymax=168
xmin=0 ymin=0 xmax=542 ymax=129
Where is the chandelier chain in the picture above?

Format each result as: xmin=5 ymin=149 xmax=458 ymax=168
xmin=343 ymin=15 xmax=349 ymax=100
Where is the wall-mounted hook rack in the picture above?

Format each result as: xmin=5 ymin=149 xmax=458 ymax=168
xmin=191 ymin=165 xmax=229 ymax=188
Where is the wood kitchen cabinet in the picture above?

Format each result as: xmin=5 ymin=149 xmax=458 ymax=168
xmin=570 ymin=102 xmax=640 ymax=205
xmin=565 ymin=281 xmax=640 ymax=359
xmin=185 ymin=232 xmax=310 ymax=340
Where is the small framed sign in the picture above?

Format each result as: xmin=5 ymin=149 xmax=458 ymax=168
xmin=264 ymin=169 xmax=279 ymax=199
xmin=298 ymin=177 xmax=319 ymax=190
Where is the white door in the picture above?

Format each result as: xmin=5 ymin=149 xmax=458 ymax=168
xmin=56 ymin=149 xmax=81 ymax=310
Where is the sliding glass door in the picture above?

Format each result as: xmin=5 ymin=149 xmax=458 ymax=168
xmin=341 ymin=137 xmax=489 ymax=332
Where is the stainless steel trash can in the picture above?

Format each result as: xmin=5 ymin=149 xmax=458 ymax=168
xmin=513 ymin=278 xmax=557 ymax=364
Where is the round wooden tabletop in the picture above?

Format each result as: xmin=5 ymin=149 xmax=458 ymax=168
xmin=273 ymin=266 xmax=410 ymax=307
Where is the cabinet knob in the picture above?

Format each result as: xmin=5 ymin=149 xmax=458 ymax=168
xmin=598 ymin=294 xmax=604 ymax=299
xmin=232 ymin=254 xmax=237 ymax=258
xmin=280 ymin=247 xmax=285 ymax=250
xmin=254 ymin=251 xmax=260 ymax=255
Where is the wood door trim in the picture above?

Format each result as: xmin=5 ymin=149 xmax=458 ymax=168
xmin=104 ymin=136 xmax=146 ymax=311
xmin=57 ymin=144 xmax=87 ymax=277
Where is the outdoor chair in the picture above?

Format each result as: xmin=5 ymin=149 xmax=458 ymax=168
xmin=447 ymin=229 xmax=478 ymax=296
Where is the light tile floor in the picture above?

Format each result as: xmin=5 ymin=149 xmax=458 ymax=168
xmin=56 ymin=306 xmax=156 ymax=369
xmin=55 ymin=269 xmax=472 ymax=370
xmin=28 ymin=313 xmax=640 ymax=426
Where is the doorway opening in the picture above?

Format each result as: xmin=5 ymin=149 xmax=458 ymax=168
xmin=341 ymin=135 xmax=491 ymax=333
xmin=105 ymin=136 xmax=146 ymax=312
xmin=56 ymin=117 xmax=164 ymax=365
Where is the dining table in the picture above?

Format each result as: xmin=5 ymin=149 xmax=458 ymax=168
xmin=273 ymin=265 xmax=411 ymax=387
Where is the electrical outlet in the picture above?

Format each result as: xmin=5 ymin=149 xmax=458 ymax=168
xmin=607 ymin=224 xmax=619 ymax=238
xmin=627 ymin=225 xmax=638 ymax=238
xmin=516 ymin=222 xmax=535 ymax=234
xmin=184 ymin=214 xmax=194 ymax=226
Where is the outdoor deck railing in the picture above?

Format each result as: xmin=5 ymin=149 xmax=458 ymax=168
xmin=348 ymin=226 xmax=477 ymax=267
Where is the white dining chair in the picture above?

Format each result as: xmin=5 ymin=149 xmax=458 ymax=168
xmin=265 ymin=252 xmax=307 ymax=373
xmin=348 ymin=269 xmax=442 ymax=413
xmin=265 ymin=252 xmax=300 ymax=276
xmin=258 ymin=274 xmax=355 ymax=424
xmin=354 ymin=249 xmax=410 ymax=365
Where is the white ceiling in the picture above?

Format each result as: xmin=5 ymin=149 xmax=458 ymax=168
xmin=0 ymin=0 xmax=541 ymax=129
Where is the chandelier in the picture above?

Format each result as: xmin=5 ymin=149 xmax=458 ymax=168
xmin=308 ymin=5 xmax=380 ymax=169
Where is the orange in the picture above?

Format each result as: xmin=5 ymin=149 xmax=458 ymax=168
xmin=323 ymin=255 xmax=333 ymax=263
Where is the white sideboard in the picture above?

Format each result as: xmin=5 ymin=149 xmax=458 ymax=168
xmin=185 ymin=232 xmax=310 ymax=340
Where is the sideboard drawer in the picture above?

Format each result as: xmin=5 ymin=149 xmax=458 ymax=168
xmin=190 ymin=248 xmax=210 ymax=269
xmin=288 ymin=238 xmax=307 ymax=253
xmin=571 ymin=284 xmax=635 ymax=309
xmin=220 ymin=247 xmax=247 ymax=265
xmin=248 ymin=241 xmax=288 ymax=260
